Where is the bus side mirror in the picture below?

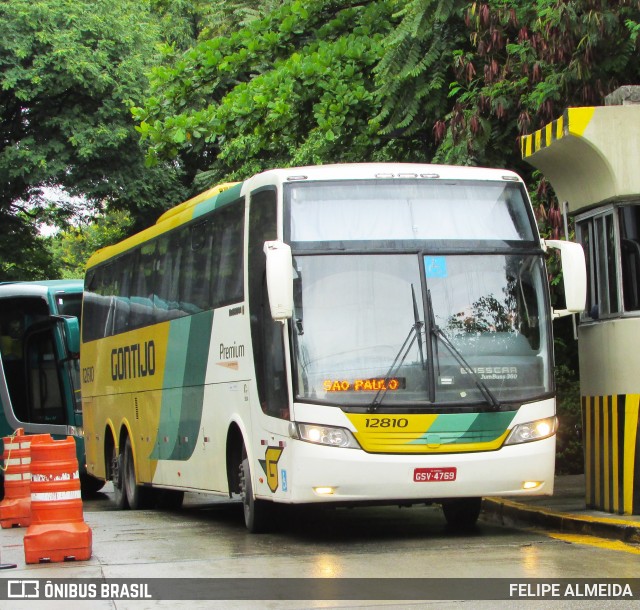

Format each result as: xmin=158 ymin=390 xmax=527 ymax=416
xmin=57 ymin=315 xmax=81 ymax=357
xmin=544 ymin=239 xmax=587 ymax=318
xmin=264 ymin=240 xmax=294 ymax=321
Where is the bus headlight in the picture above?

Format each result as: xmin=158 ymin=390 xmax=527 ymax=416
xmin=290 ymin=422 xmax=360 ymax=449
xmin=504 ymin=416 xmax=557 ymax=445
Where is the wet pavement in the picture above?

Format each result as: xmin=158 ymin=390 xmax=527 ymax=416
xmin=483 ymin=474 xmax=640 ymax=543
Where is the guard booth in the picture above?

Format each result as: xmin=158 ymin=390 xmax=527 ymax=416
xmin=522 ymin=86 xmax=640 ymax=515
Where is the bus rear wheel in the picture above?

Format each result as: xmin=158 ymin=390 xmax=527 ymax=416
xmin=112 ymin=444 xmax=128 ymax=509
xmin=441 ymin=497 xmax=482 ymax=531
xmin=122 ymin=436 xmax=153 ymax=510
xmin=239 ymin=456 xmax=271 ymax=533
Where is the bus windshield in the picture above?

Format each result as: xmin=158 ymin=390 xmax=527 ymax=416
xmin=291 ymin=253 xmax=551 ymax=408
xmin=289 ymin=179 xmax=535 ymax=243
xmin=55 ymin=292 xmax=83 ymax=319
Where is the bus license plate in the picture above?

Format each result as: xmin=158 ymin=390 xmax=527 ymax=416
xmin=413 ymin=467 xmax=457 ymax=482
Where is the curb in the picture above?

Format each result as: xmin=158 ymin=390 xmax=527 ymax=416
xmin=482 ymin=497 xmax=640 ymax=544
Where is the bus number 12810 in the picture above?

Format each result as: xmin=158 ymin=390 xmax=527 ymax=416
xmin=364 ymin=418 xmax=409 ymax=428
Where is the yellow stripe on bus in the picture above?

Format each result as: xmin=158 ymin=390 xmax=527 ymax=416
xmin=86 ymin=182 xmax=240 ymax=268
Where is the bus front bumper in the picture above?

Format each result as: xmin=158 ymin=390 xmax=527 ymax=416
xmin=263 ymin=436 xmax=556 ymax=505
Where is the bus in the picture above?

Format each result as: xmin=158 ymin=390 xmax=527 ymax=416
xmin=80 ymin=163 xmax=586 ymax=531
xmin=0 ymin=280 xmax=103 ymax=496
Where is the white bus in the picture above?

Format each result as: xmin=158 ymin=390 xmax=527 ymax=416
xmin=80 ymin=164 xmax=585 ymax=531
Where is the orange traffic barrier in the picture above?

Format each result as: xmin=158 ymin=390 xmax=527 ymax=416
xmin=0 ymin=428 xmax=32 ymax=528
xmin=23 ymin=435 xmax=92 ymax=563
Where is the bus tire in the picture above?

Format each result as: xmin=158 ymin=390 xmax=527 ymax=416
xmin=442 ymin=497 xmax=482 ymax=531
xmin=112 ymin=445 xmax=128 ymax=510
xmin=240 ymin=457 xmax=270 ymax=533
xmin=123 ymin=436 xmax=153 ymax=510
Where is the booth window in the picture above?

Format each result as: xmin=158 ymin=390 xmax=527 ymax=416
xmin=619 ymin=205 xmax=640 ymax=312
xmin=576 ymin=204 xmax=640 ymax=319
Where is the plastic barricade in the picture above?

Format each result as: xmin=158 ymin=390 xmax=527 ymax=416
xmin=23 ymin=434 xmax=92 ymax=563
xmin=0 ymin=428 xmax=31 ymax=528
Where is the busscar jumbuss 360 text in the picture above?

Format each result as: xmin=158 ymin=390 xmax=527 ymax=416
xmin=80 ymin=163 xmax=586 ymax=531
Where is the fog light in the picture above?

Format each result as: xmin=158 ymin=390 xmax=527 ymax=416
xmin=314 ymin=487 xmax=335 ymax=495
xmin=522 ymin=481 xmax=542 ymax=490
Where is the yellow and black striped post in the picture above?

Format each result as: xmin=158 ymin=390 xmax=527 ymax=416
xmin=582 ymin=394 xmax=640 ymax=515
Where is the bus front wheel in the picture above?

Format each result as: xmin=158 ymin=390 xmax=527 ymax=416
xmin=239 ymin=457 xmax=271 ymax=533
xmin=441 ymin=497 xmax=482 ymax=531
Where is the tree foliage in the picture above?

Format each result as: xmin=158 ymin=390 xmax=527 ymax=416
xmin=134 ymin=0 xmax=400 ymax=187
xmin=374 ymin=0 xmax=468 ymax=158
xmin=0 ymin=0 xmax=187 ymax=280
xmin=136 ymin=0 xmax=640 ymax=185
xmin=0 ymin=214 xmax=60 ymax=280
xmin=149 ymin=0 xmax=286 ymax=51
xmin=434 ymin=0 xmax=640 ymax=168
xmin=47 ymin=209 xmax=135 ymax=279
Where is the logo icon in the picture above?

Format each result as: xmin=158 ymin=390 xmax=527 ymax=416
xmin=259 ymin=446 xmax=284 ymax=492
xmin=8 ymin=580 xmax=39 ymax=598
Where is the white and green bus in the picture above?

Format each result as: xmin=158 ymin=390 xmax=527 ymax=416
xmin=80 ymin=163 xmax=586 ymax=531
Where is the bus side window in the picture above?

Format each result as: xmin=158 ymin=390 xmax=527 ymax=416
xmin=83 ymin=270 xmax=107 ymax=342
xmin=179 ymin=223 xmax=213 ymax=314
xmin=89 ymin=263 xmax=121 ymax=339
xmin=130 ymin=242 xmax=157 ymax=329
xmin=260 ymin=275 xmax=289 ymax=419
xmin=155 ymin=232 xmax=184 ymax=321
xmin=112 ymin=253 xmax=134 ymax=335
xmin=212 ymin=201 xmax=245 ymax=308
xmin=249 ymin=188 xmax=289 ymax=420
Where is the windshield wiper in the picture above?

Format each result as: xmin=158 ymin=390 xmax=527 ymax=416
xmin=412 ymin=284 xmax=426 ymax=371
xmin=426 ymin=289 xmax=501 ymax=411
xmin=370 ymin=284 xmax=424 ymax=411
xmin=369 ymin=285 xmax=501 ymax=412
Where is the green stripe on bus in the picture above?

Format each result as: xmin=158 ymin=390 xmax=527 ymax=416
xmin=170 ymin=310 xmax=214 ymax=460
xmin=151 ymin=311 xmax=213 ymax=461
xmin=151 ymin=319 xmax=191 ymax=459
xmin=411 ymin=411 xmax=516 ymax=445
xmin=193 ymin=182 xmax=243 ymax=219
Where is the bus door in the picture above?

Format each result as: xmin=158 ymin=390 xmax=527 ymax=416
xmin=0 ymin=308 xmax=80 ymax=497
xmin=24 ymin=319 xmax=71 ymax=426
xmin=0 ymin=315 xmax=81 ymax=437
